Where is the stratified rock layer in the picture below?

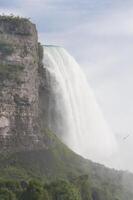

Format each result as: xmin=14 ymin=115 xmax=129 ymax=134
xmin=0 ymin=17 xmax=44 ymax=151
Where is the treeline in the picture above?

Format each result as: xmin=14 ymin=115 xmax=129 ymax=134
xmin=0 ymin=175 xmax=122 ymax=200
xmin=0 ymin=179 xmax=80 ymax=200
xmin=0 ymin=14 xmax=30 ymax=22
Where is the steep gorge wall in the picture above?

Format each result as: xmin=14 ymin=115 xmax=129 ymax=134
xmin=0 ymin=17 xmax=45 ymax=152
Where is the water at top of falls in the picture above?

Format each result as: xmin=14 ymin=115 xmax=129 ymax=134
xmin=43 ymin=45 xmax=118 ymax=165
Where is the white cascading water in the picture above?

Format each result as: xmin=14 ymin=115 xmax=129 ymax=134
xmin=43 ymin=45 xmax=117 ymax=164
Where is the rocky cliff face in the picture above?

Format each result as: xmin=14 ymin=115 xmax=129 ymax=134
xmin=0 ymin=17 xmax=45 ymax=152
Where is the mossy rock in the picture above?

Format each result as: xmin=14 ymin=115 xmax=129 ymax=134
xmin=0 ymin=43 xmax=14 ymax=56
xmin=0 ymin=63 xmax=24 ymax=82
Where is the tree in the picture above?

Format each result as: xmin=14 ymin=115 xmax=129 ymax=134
xmin=46 ymin=180 xmax=81 ymax=200
xmin=21 ymin=180 xmax=44 ymax=200
xmin=0 ymin=188 xmax=16 ymax=200
xmin=71 ymin=175 xmax=92 ymax=200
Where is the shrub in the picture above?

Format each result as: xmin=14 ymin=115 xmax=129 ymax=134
xmin=21 ymin=180 xmax=44 ymax=200
xmin=46 ymin=180 xmax=81 ymax=200
xmin=0 ymin=188 xmax=16 ymax=200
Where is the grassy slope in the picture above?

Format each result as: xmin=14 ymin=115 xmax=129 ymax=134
xmin=0 ymin=130 xmax=133 ymax=199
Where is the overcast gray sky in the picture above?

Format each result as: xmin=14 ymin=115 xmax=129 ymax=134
xmin=1 ymin=0 xmax=133 ymax=172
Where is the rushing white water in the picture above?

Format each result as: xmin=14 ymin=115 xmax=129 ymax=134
xmin=43 ymin=45 xmax=117 ymax=164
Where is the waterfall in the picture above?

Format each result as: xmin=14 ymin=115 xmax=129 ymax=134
xmin=43 ymin=45 xmax=117 ymax=164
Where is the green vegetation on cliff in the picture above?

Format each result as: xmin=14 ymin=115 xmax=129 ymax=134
xmin=0 ymin=15 xmax=33 ymax=36
xmin=0 ymin=176 xmax=132 ymax=200
xmin=0 ymin=129 xmax=132 ymax=200
xmin=0 ymin=15 xmax=29 ymax=22
xmin=0 ymin=179 xmax=81 ymax=200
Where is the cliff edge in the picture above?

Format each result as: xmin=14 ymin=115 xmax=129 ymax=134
xmin=0 ymin=16 xmax=44 ymax=152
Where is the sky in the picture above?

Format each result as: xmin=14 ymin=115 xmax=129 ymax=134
xmin=1 ymin=0 xmax=133 ymax=172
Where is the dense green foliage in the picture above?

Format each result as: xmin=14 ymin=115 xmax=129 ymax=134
xmin=0 ymin=130 xmax=133 ymax=199
xmin=21 ymin=180 xmax=44 ymax=200
xmin=0 ymin=179 xmax=81 ymax=200
xmin=46 ymin=180 xmax=81 ymax=200
xmin=0 ymin=176 xmax=132 ymax=200
xmin=0 ymin=188 xmax=16 ymax=200
xmin=0 ymin=14 xmax=29 ymax=23
xmin=0 ymin=130 xmax=133 ymax=200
